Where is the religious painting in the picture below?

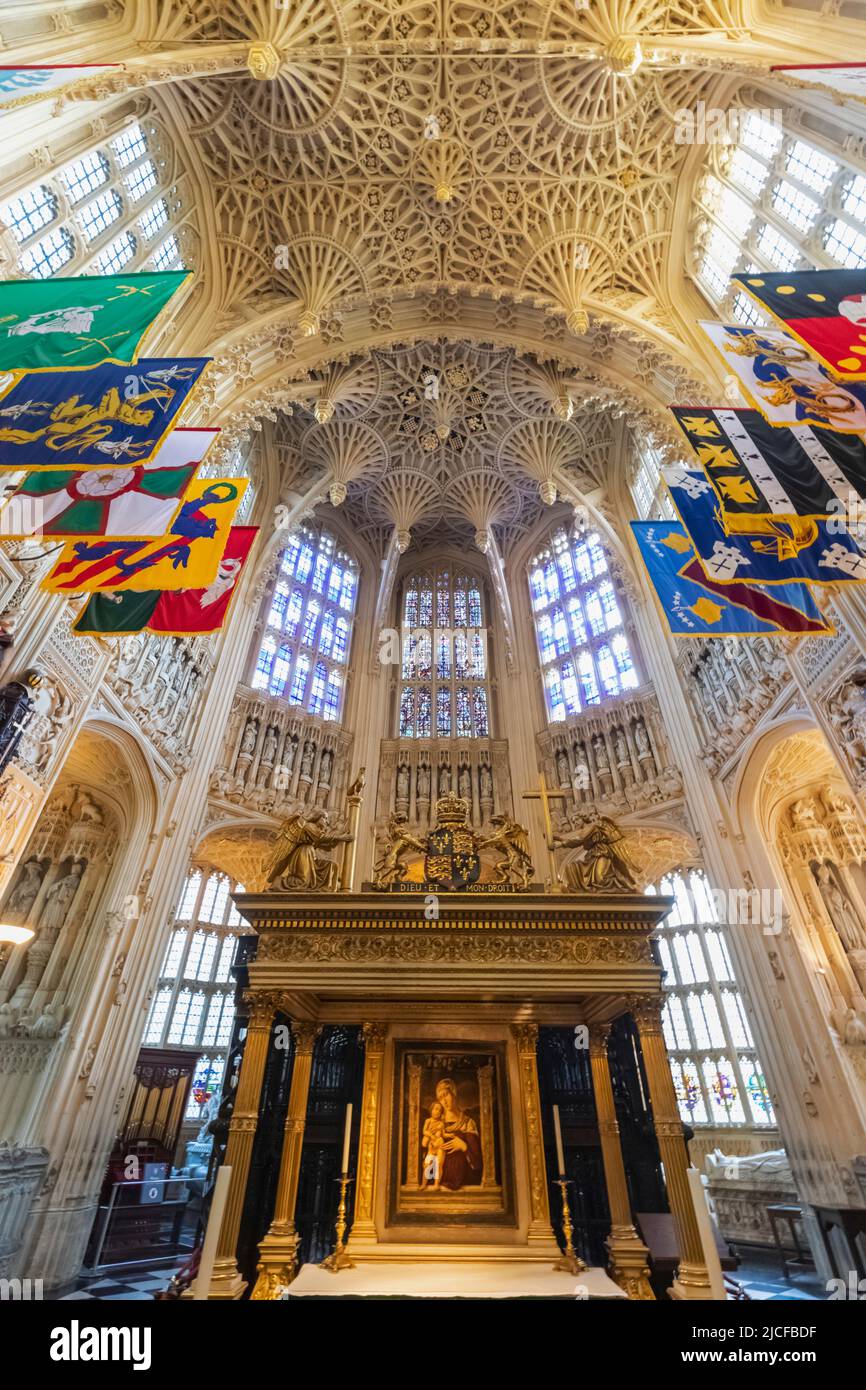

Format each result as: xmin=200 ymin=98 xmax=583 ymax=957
xmin=389 ymin=1042 xmax=515 ymax=1227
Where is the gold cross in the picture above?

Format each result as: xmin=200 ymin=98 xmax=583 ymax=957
xmin=522 ymin=771 xmax=570 ymax=851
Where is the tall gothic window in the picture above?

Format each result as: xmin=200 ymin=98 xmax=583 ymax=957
xmin=692 ymin=108 xmax=866 ymax=324
xmin=631 ymin=438 xmax=676 ymax=522
xmin=529 ymin=526 xmax=638 ymax=723
xmin=398 ymin=566 xmax=491 ymax=738
xmin=142 ymin=869 xmax=250 ymax=1122
xmin=648 ymin=870 xmax=775 ymax=1128
xmin=252 ymin=524 xmax=357 ymax=722
xmin=0 ymin=120 xmax=185 ymax=279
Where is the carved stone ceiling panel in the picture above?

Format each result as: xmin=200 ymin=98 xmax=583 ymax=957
xmin=273 ymin=339 xmax=616 ymax=551
xmin=149 ymin=0 xmax=755 ymax=345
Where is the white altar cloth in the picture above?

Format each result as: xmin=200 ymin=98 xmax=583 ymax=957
xmin=287 ymin=1261 xmax=626 ymax=1299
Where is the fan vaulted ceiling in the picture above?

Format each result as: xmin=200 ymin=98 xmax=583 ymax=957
xmin=16 ymin=0 xmax=858 ymax=549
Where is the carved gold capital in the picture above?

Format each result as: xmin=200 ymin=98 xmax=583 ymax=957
xmin=243 ymin=989 xmax=290 ymax=1027
xmin=626 ymin=993 xmax=665 ymax=1033
xmin=290 ymin=1021 xmax=321 ymax=1055
xmin=588 ymin=1022 xmax=612 ymax=1057
xmin=510 ymin=1021 xmax=539 ymax=1055
xmin=362 ymin=1021 xmax=388 ymax=1053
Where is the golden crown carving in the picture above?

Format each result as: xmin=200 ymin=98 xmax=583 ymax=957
xmin=433 ymin=793 xmax=470 ymax=826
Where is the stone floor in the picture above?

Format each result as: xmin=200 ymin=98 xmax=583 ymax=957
xmin=58 ymin=1250 xmax=828 ymax=1301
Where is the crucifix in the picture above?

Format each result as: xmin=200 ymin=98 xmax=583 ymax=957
xmin=522 ymin=772 xmax=570 ymax=891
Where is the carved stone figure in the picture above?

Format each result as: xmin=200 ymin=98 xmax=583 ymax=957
xmin=479 ymin=764 xmax=492 ymax=802
xmin=438 ymin=763 xmax=451 ymax=797
xmin=614 ymin=729 xmax=629 ymax=764
xmin=319 ymin=749 xmax=333 ymax=785
xmin=300 ymin=741 xmax=314 ymax=779
xmin=553 ymin=816 xmax=636 ymax=893
xmin=29 ymin=1002 xmax=62 ymax=1039
xmin=39 ymin=862 xmax=84 ymax=934
xmin=396 ymin=764 xmax=410 ymax=802
xmin=6 ymin=857 xmax=45 ymax=919
xmin=634 ymin=720 xmax=651 ymax=758
xmin=790 ymin=798 xmax=819 ymax=830
xmin=282 ymin=735 xmax=297 ymax=772
xmin=480 ymin=814 xmax=534 ymax=888
xmin=592 ymin=735 xmax=610 ymax=775
xmin=70 ymin=788 xmax=103 ymax=824
xmin=417 ymin=764 xmax=431 ymax=801
xmin=373 ymin=813 xmax=426 ymax=887
xmin=814 ymin=863 xmax=866 ymax=952
xmin=240 ymin=717 xmax=258 ymax=757
xmin=458 ymin=765 xmax=471 ymax=801
xmin=556 ymin=750 xmax=569 ymax=786
xmin=829 ymin=674 xmax=866 ymax=769
xmin=261 ymin=726 xmax=278 ymax=765
xmin=265 ymin=809 xmax=352 ymax=891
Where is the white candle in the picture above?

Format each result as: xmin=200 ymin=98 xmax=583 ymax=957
xmin=193 ymin=1163 xmax=232 ymax=1300
xmin=341 ymin=1103 xmax=353 ymax=1175
xmin=553 ymin=1104 xmax=566 ymax=1177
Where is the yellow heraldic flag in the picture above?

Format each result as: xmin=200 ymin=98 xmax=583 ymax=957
xmin=41 ymin=476 xmax=248 ymax=593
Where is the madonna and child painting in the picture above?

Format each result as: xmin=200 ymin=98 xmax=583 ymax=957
xmin=393 ymin=1046 xmax=513 ymax=1224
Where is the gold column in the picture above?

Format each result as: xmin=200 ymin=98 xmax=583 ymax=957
xmin=346 ymin=1021 xmax=388 ymax=1248
xmin=629 ymin=996 xmax=712 ymax=1300
xmin=250 ymin=1020 xmax=321 ymax=1299
xmin=510 ymin=1022 xmax=554 ymax=1244
xmin=588 ymin=1024 xmax=654 ymax=1300
xmin=208 ymin=991 xmax=281 ymax=1300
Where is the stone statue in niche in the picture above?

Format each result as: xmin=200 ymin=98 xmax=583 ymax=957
xmin=39 ymin=861 xmax=85 ymax=935
xmin=240 ymin=718 xmax=258 ymax=757
xmin=634 ymin=720 xmax=651 ymax=758
xmin=261 ymin=726 xmax=278 ymax=765
xmin=479 ymin=764 xmax=492 ymax=803
xmin=282 ymin=735 xmax=298 ymax=772
xmin=573 ymin=742 xmax=590 ymax=792
xmin=300 ymin=741 xmax=315 ymax=779
xmin=396 ymin=764 xmax=410 ymax=803
xmin=614 ymin=729 xmax=629 ymax=764
xmin=556 ymin=750 xmax=569 ymax=786
xmin=417 ymin=763 xmax=431 ymax=801
xmin=438 ymin=763 xmax=451 ymax=797
xmin=458 ymin=765 xmax=471 ymax=801
xmin=592 ymin=735 xmax=610 ymax=775
xmin=5 ymin=856 xmax=45 ymax=919
xmin=814 ymin=863 xmax=866 ymax=952
xmin=319 ymin=749 xmax=333 ymax=785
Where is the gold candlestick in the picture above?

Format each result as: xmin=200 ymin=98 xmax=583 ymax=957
xmin=320 ymin=1175 xmax=356 ymax=1272
xmin=553 ymin=1178 xmax=586 ymax=1275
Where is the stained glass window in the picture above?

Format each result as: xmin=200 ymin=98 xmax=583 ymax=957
xmin=253 ymin=524 xmax=358 ymax=723
xmin=141 ymin=869 xmax=251 ymax=1117
xmin=648 ymin=869 xmax=775 ymax=1127
xmin=0 ymin=121 xmax=187 ymax=280
xmin=397 ymin=565 xmax=492 ymax=737
xmin=529 ymin=527 xmax=638 ymax=723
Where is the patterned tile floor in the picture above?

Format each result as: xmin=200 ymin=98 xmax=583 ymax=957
xmin=58 ymin=1254 xmax=828 ymax=1302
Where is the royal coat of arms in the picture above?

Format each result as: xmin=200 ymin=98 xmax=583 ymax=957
xmin=424 ymin=794 xmax=481 ymax=889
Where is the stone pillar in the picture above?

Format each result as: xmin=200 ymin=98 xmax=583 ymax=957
xmin=208 ymin=992 xmax=280 ymax=1300
xmin=510 ymin=1022 xmax=554 ymax=1244
xmin=346 ymin=1021 xmax=387 ymax=1249
xmin=250 ymin=1020 xmax=321 ymax=1299
xmin=588 ymin=1023 xmax=654 ymax=1300
xmin=629 ymin=996 xmax=712 ymax=1300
